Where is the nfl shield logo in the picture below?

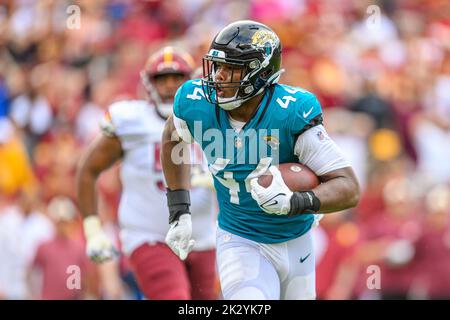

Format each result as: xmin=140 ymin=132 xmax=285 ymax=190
xmin=317 ymin=131 xmax=325 ymax=141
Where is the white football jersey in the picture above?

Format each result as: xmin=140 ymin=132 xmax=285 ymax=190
xmin=100 ymin=100 xmax=217 ymax=255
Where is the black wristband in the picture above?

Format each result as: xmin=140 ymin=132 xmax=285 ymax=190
xmin=167 ymin=189 xmax=191 ymax=224
xmin=288 ymin=191 xmax=321 ymax=217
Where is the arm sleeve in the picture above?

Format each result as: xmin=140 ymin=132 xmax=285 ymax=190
xmin=294 ymin=125 xmax=351 ymax=176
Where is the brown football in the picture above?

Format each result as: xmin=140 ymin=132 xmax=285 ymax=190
xmin=257 ymin=163 xmax=320 ymax=191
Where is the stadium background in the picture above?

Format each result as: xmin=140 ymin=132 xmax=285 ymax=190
xmin=0 ymin=0 xmax=449 ymax=299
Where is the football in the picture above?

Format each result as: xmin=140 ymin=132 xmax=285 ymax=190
xmin=257 ymin=163 xmax=320 ymax=191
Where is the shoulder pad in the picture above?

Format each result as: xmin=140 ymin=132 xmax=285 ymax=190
xmin=274 ymin=85 xmax=323 ymax=136
xmin=99 ymin=100 xmax=149 ymax=137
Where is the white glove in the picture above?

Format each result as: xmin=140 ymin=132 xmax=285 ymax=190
xmin=250 ymin=166 xmax=293 ymax=215
xmin=83 ymin=216 xmax=119 ymax=263
xmin=165 ymin=214 xmax=195 ymax=260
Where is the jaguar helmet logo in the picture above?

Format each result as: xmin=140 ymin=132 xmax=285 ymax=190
xmin=251 ymin=30 xmax=279 ymax=56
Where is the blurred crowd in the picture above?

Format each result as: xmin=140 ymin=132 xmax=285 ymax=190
xmin=0 ymin=0 xmax=449 ymax=300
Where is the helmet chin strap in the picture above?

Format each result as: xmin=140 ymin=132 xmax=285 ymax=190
xmin=269 ymin=69 xmax=284 ymax=85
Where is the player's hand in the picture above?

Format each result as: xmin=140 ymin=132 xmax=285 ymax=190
xmin=250 ymin=166 xmax=293 ymax=215
xmin=190 ymin=167 xmax=214 ymax=189
xmin=83 ymin=216 xmax=119 ymax=263
xmin=165 ymin=214 xmax=195 ymax=260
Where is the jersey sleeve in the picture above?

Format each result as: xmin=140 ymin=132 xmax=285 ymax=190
xmin=172 ymin=80 xmax=210 ymax=144
xmin=294 ymin=124 xmax=351 ymax=176
xmin=173 ymin=83 xmax=194 ymax=143
xmin=173 ymin=83 xmax=185 ymax=120
xmin=290 ymin=92 xmax=323 ymax=137
xmin=99 ymin=100 xmax=150 ymax=150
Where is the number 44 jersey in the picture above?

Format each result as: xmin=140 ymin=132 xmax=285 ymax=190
xmin=173 ymin=79 xmax=323 ymax=244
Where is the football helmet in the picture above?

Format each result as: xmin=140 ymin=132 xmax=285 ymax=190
xmin=141 ymin=46 xmax=194 ymax=118
xmin=202 ymin=20 xmax=283 ymax=110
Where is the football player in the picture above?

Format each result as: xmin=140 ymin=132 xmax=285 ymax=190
xmin=76 ymin=47 xmax=217 ymax=300
xmin=161 ymin=21 xmax=360 ymax=300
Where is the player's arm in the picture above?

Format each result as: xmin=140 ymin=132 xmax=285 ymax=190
xmin=161 ymin=114 xmax=191 ymax=191
xmin=311 ymin=167 xmax=359 ymax=213
xmin=77 ymin=134 xmax=123 ymax=217
xmin=76 ymin=134 xmax=123 ymax=262
xmin=161 ymin=114 xmax=195 ymax=260
xmin=251 ymin=90 xmax=360 ymax=216
xmin=289 ymin=124 xmax=360 ymax=215
xmin=288 ymin=95 xmax=359 ymax=215
xmin=251 ymin=124 xmax=359 ymax=216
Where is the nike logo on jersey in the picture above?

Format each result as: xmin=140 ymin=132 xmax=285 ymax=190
xmin=303 ymin=107 xmax=313 ymax=118
xmin=299 ymin=253 xmax=311 ymax=263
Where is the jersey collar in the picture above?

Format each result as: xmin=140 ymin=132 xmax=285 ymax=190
xmin=215 ymin=86 xmax=275 ymax=132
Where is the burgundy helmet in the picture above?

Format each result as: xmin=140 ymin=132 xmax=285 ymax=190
xmin=141 ymin=46 xmax=194 ymax=118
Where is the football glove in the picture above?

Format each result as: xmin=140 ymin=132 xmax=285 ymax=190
xmin=83 ymin=216 xmax=119 ymax=263
xmin=165 ymin=189 xmax=195 ymax=260
xmin=165 ymin=214 xmax=195 ymax=260
xmin=250 ymin=166 xmax=321 ymax=216
xmin=250 ymin=166 xmax=293 ymax=215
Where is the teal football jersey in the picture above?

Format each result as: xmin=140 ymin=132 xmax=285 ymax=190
xmin=173 ymin=79 xmax=323 ymax=244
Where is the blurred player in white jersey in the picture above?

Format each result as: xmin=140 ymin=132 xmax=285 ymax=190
xmin=76 ymin=47 xmax=217 ymax=300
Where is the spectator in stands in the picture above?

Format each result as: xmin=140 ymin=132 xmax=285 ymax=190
xmin=29 ymin=196 xmax=89 ymax=300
